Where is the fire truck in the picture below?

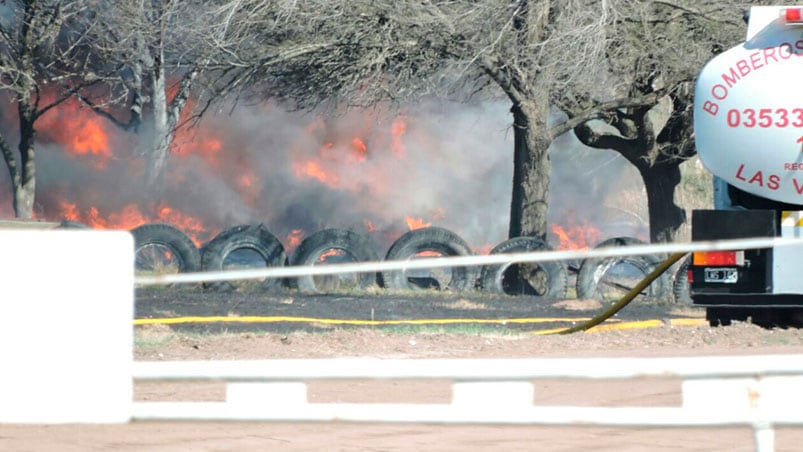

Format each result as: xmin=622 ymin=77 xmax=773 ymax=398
xmin=690 ymin=5 xmax=803 ymax=327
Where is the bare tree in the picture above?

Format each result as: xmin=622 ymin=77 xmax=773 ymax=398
xmin=568 ymin=1 xmax=749 ymax=243
xmin=213 ymin=0 xmax=628 ymax=242
xmin=72 ymin=0 xmax=335 ymax=195
xmin=71 ymin=0 xmax=212 ymax=191
xmin=0 ymin=0 xmax=100 ymax=218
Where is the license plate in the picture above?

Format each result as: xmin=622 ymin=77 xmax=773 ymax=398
xmin=704 ymin=268 xmax=738 ymax=283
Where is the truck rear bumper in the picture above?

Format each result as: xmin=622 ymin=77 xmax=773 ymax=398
xmin=692 ymin=293 xmax=803 ymax=308
xmin=705 ymin=306 xmax=803 ymax=328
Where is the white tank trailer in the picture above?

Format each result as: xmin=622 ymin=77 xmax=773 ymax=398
xmin=691 ymin=5 xmax=803 ymax=326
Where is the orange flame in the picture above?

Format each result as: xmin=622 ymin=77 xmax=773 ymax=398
xmin=156 ymin=205 xmax=208 ymax=245
xmin=476 ymin=243 xmax=494 ymax=255
xmin=50 ymin=194 xmax=213 ymax=246
xmin=172 ymin=133 xmax=222 ymax=168
xmin=363 ymin=219 xmax=378 ymax=232
xmin=38 ymin=97 xmax=113 ymax=169
xmin=405 ymin=216 xmax=431 ymax=230
xmin=551 ymin=222 xmax=603 ymax=250
xmin=391 ymin=117 xmax=406 ymax=158
xmin=72 ymin=119 xmax=110 ymax=159
xmin=236 ymin=170 xmax=261 ymax=207
xmin=57 ymin=199 xmax=80 ymax=222
xmin=239 ymin=173 xmax=254 ymax=188
xmin=318 ymin=248 xmax=342 ymax=262
xmin=286 ymin=229 xmax=304 ymax=251
xmin=293 ymin=160 xmax=340 ymax=187
xmin=351 ymin=137 xmax=368 ymax=161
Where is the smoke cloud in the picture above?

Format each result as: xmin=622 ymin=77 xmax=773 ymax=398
xmin=1 ymin=99 xmax=648 ymax=254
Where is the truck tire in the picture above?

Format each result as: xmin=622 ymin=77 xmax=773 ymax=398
xmin=672 ymin=256 xmax=693 ymax=305
xmin=576 ymin=236 xmax=671 ymax=303
xmin=201 ymin=224 xmax=287 ymax=292
xmin=480 ymin=236 xmax=567 ymax=298
xmin=290 ymin=228 xmax=380 ymax=292
xmin=381 ymin=226 xmax=478 ymax=292
xmin=131 ymin=222 xmax=201 ymax=274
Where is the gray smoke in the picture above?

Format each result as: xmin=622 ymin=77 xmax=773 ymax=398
xmin=7 ymin=99 xmax=648 ymax=254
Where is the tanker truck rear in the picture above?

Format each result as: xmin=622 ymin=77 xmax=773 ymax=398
xmin=690 ymin=5 xmax=803 ymax=327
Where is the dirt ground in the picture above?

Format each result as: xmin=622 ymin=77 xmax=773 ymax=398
xmin=4 ymin=289 xmax=803 ymax=451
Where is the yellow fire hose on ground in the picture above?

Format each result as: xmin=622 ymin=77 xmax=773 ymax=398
xmin=135 ymin=253 xmax=697 ymax=334
xmin=548 ymin=252 xmax=689 ymax=335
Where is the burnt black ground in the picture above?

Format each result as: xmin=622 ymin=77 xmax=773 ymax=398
xmin=134 ymin=285 xmax=702 ymax=335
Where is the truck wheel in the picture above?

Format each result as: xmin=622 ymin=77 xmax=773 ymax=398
xmin=380 ymin=226 xmax=478 ymax=292
xmin=201 ymin=224 xmax=287 ymax=292
xmin=576 ymin=236 xmax=671 ymax=303
xmin=290 ymin=228 xmax=380 ymax=292
xmin=132 ymin=223 xmax=201 ymax=277
xmin=672 ymin=256 xmax=693 ymax=305
xmin=480 ymin=236 xmax=567 ymax=298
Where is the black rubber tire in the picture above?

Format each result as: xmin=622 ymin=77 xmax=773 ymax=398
xmin=289 ymin=228 xmax=380 ymax=292
xmin=576 ymin=236 xmax=671 ymax=302
xmin=201 ymin=224 xmax=287 ymax=292
xmin=672 ymin=256 xmax=693 ymax=305
xmin=479 ymin=236 xmax=568 ymax=298
xmin=131 ymin=222 xmax=201 ymax=273
xmin=380 ymin=226 xmax=478 ymax=292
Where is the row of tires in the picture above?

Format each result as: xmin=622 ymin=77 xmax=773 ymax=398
xmin=131 ymin=222 xmax=681 ymax=302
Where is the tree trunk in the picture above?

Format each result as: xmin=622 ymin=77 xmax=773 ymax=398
xmin=144 ymin=55 xmax=173 ymax=193
xmin=14 ymin=113 xmax=36 ymax=219
xmin=509 ymin=100 xmax=551 ymax=241
xmin=639 ymin=159 xmax=686 ymax=243
xmin=573 ymin=105 xmax=688 ymax=244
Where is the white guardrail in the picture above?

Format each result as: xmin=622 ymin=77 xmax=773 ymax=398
xmin=1 ymin=230 xmax=803 ymax=452
xmin=131 ymin=356 xmax=803 ymax=452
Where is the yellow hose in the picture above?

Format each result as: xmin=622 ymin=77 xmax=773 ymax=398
xmin=133 ymin=253 xmax=691 ymax=333
xmin=554 ymin=252 xmax=688 ymax=335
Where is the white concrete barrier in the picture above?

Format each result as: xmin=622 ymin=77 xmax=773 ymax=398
xmin=131 ymin=356 xmax=803 ymax=452
xmin=684 ymin=376 xmax=803 ymax=411
xmin=0 ymin=230 xmax=134 ymax=423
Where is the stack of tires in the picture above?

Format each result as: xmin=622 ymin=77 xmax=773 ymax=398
xmin=130 ymin=221 xmax=675 ymax=303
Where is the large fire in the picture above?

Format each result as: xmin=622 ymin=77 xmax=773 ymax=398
xmin=24 ymin=97 xmax=431 ymax=250
xmin=55 ymin=194 xmax=208 ymax=245
xmin=2 ymin=94 xmax=632 ymax=257
xmin=36 ymin=95 xmax=429 ymax=250
xmin=38 ymin=99 xmax=114 ymax=169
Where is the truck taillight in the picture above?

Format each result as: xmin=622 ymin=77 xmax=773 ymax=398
xmin=781 ymin=7 xmax=803 ymax=23
xmin=692 ymin=250 xmax=745 ymax=266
